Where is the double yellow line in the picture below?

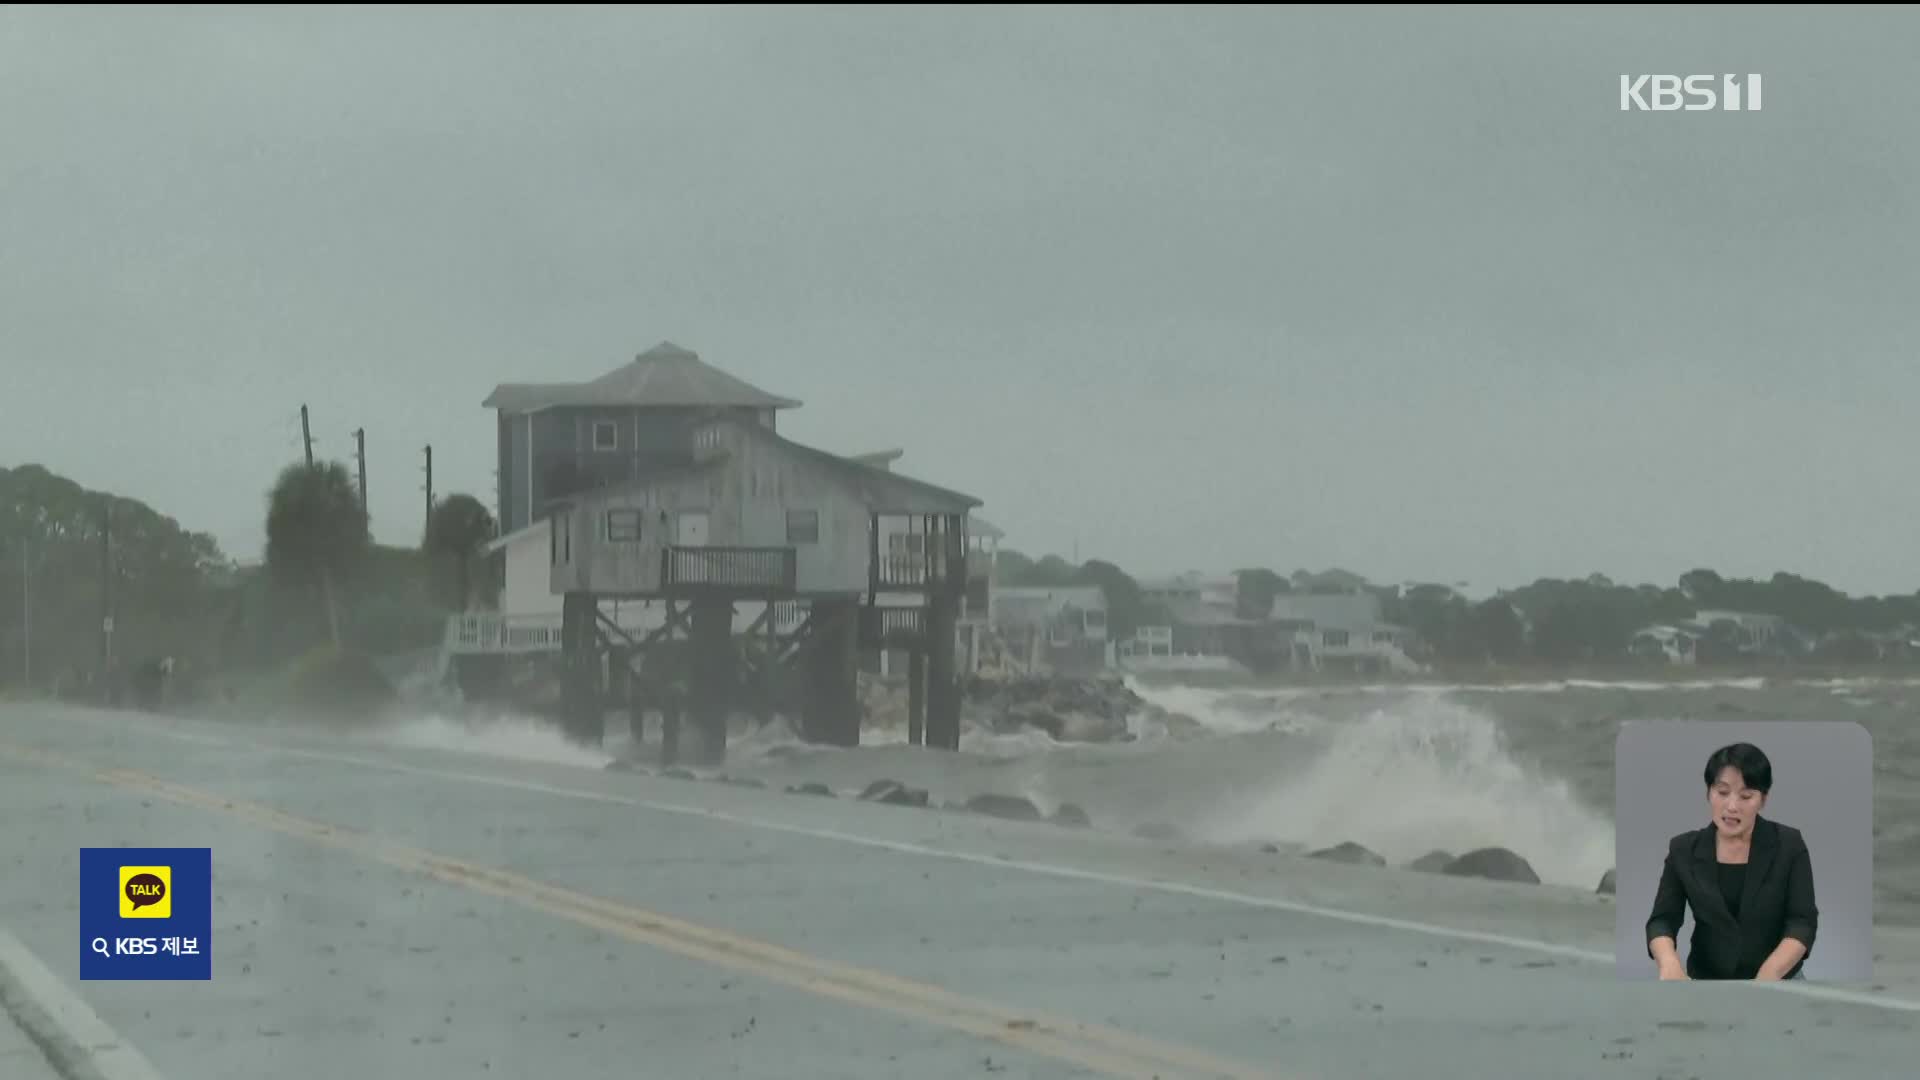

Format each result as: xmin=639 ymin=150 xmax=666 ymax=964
xmin=0 ymin=740 xmax=1280 ymax=1080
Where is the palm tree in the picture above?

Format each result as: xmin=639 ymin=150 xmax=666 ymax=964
xmin=265 ymin=461 xmax=369 ymax=647
xmin=423 ymin=494 xmax=496 ymax=611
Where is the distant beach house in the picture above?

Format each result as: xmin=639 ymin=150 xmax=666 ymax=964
xmin=1139 ymin=572 xmax=1239 ymax=611
xmin=1630 ymin=609 xmax=1813 ymax=665
xmin=1268 ymin=589 xmax=1421 ymax=675
xmin=1114 ymin=571 xmax=1424 ymax=676
xmin=1120 ymin=573 xmax=1259 ymax=673
xmin=1629 ymin=623 xmax=1701 ymax=665
xmin=989 ymin=585 xmax=1110 ymax=675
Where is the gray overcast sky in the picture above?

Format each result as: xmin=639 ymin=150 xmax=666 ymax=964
xmin=3 ymin=6 xmax=1916 ymax=595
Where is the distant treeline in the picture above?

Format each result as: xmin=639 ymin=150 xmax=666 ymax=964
xmin=1376 ymin=570 xmax=1919 ymax=665
xmin=0 ymin=462 xmax=498 ymax=693
xmin=995 ymin=549 xmax=1920 ymax=666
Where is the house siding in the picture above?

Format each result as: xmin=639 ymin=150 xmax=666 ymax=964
xmin=553 ymin=422 xmax=879 ymax=597
xmin=501 ymin=522 xmax=563 ymax=616
xmin=505 ymin=405 xmax=781 ymax=533
xmin=500 ymin=414 xmax=532 ymax=533
xmin=497 ymin=412 xmax=515 ymax=530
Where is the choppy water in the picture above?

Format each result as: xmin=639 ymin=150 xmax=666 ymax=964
xmin=372 ymin=676 xmax=1920 ymax=927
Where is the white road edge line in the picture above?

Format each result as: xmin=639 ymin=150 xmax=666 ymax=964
xmin=0 ymin=928 xmax=167 ymax=1080
xmin=73 ymin=720 xmax=1920 ymax=1015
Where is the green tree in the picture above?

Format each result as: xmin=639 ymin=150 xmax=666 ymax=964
xmin=265 ymin=461 xmax=369 ymax=647
xmin=994 ymin=549 xmax=1150 ymax=639
xmin=1000 ymin=550 xmax=1079 ymax=586
xmin=1470 ymin=597 xmax=1526 ymax=662
xmin=1074 ymin=559 xmax=1148 ymax=640
xmin=0 ymin=464 xmax=224 ymax=686
xmin=1233 ymin=568 xmax=1288 ymax=621
xmin=1679 ymin=568 xmax=1724 ymax=605
xmin=423 ymin=494 xmax=497 ymax=611
xmin=1396 ymin=583 xmax=1467 ymax=658
xmin=1508 ymin=578 xmax=1631 ymax=662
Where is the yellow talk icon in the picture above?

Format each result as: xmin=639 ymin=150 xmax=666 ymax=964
xmin=119 ymin=866 xmax=171 ymax=919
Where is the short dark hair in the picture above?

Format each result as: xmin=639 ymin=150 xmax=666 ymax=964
xmin=1704 ymin=743 xmax=1773 ymax=793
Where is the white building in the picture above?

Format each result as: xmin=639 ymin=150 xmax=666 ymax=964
xmin=1269 ymin=590 xmax=1421 ymax=675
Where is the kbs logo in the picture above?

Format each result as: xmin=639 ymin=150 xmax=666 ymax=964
xmin=1620 ymin=74 xmax=1762 ymax=112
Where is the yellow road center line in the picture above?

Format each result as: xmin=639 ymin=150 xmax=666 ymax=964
xmin=2 ymin=741 xmax=1283 ymax=1080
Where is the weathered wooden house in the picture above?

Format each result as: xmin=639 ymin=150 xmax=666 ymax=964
xmin=547 ymin=410 xmax=979 ymax=601
xmin=469 ymin=341 xmax=984 ymax=763
xmin=485 ymin=340 xmax=801 ymax=537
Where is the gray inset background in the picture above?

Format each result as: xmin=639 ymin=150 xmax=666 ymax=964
xmin=1614 ymin=720 xmax=1873 ymax=981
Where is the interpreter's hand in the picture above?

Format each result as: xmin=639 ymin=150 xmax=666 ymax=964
xmin=1658 ymin=965 xmax=1690 ymax=981
xmin=1754 ymin=970 xmax=1782 ymax=982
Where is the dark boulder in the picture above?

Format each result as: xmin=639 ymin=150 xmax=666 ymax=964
xmin=1309 ymin=841 xmax=1386 ymax=867
xmin=969 ymin=675 xmax=1145 ymax=744
xmin=1597 ymin=868 xmax=1617 ymax=895
xmin=859 ymin=780 xmax=929 ymax=807
xmin=1051 ymin=803 xmax=1092 ymax=828
xmin=965 ymin=793 xmax=1043 ymax=821
xmin=1441 ymin=847 xmax=1540 ymax=885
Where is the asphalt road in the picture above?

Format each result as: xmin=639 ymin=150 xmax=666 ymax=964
xmin=2 ymin=702 xmax=1918 ymax=1080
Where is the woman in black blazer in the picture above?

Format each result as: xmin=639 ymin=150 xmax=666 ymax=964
xmin=1646 ymin=742 xmax=1819 ymax=981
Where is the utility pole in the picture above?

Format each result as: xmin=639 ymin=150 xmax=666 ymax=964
xmin=100 ymin=502 xmax=115 ymax=678
xmin=19 ymin=542 xmax=30 ymax=688
xmin=301 ymin=405 xmax=314 ymax=468
xmin=353 ymin=427 xmax=367 ymax=516
xmin=423 ymin=444 xmax=434 ymax=534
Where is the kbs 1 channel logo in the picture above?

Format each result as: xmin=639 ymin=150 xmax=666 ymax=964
xmin=1620 ymin=74 xmax=1762 ymax=112
xmin=80 ymin=848 xmax=213 ymax=981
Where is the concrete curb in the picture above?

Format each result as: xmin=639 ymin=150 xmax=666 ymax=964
xmin=0 ymin=995 xmax=66 ymax=1080
xmin=0 ymin=930 xmax=165 ymax=1080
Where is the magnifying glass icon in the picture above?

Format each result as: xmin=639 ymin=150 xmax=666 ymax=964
xmin=90 ymin=937 xmax=110 ymax=958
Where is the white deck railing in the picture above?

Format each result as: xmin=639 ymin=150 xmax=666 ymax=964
xmin=446 ymin=612 xmax=566 ymax=655
xmin=445 ymin=602 xmax=816 ymax=656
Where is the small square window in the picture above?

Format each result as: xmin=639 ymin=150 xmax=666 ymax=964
xmin=592 ymin=421 xmax=618 ymax=451
xmin=786 ymin=509 xmax=819 ymax=544
xmin=606 ymin=509 xmax=643 ymax=542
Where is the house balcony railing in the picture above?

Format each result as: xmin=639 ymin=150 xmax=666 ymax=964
xmin=877 ymin=551 xmax=928 ymax=588
xmin=447 ymin=612 xmax=565 ymax=655
xmin=860 ymin=606 xmax=926 ymax=646
xmin=876 ymin=552 xmax=966 ymax=590
xmin=661 ymin=546 xmax=797 ymax=595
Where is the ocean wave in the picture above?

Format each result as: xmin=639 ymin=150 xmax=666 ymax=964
xmin=1179 ymin=694 xmax=1615 ymax=888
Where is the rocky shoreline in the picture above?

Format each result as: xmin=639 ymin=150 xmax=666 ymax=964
xmin=605 ymin=753 xmax=1619 ymax=896
xmin=858 ymin=672 xmax=1203 ymax=743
